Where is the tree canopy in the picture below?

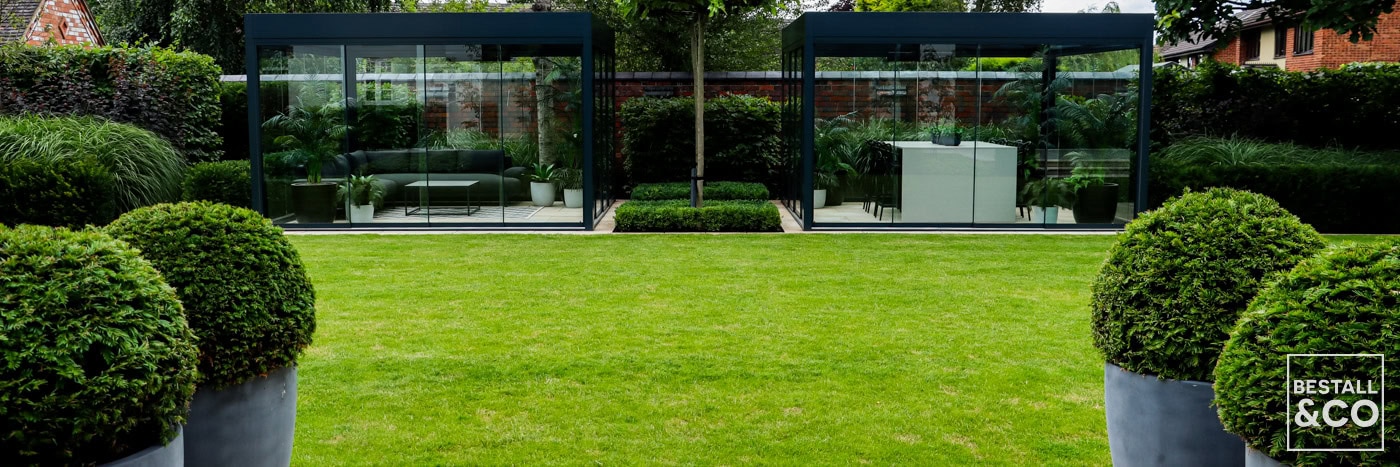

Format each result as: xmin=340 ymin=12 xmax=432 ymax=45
xmin=851 ymin=0 xmax=1040 ymax=11
xmin=1156 ymin=0 xmax=1397 ymax=44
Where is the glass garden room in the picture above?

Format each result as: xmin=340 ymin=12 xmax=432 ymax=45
xmin=244 ymin=13 xmax=615 ymax=229
xmin=781 ymin=12 xmax=1154 ymax=229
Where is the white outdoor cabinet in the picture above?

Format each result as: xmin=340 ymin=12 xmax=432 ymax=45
xmin=893 ymin=141 xmax=1018 ymax=223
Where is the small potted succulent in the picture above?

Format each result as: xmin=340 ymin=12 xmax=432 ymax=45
xmin=1090 ymin=188 xmax=1326 ymax=467
xmin=930 ymin=123 xmax=964 ymax=146
xmin=558 ymin=167 xmax=584 ymax=208
xmin=107 ymin=202 xmax=316 ymax=467
xmin=1215 ymin=241 xmax=1399 ymax=467
xmin=529 ymin=163 xmax=558 ymax=207
xmin=0 ymin=225 xmax=198 ymax=466
xmin=338 ymin=173 xmax=385 ymax=222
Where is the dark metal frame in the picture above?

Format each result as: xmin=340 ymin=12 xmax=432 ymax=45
xmin=781 ymin=12 xmax=1155 ymax=230
xmin=244 ymin=13 xmax=615 ymax=230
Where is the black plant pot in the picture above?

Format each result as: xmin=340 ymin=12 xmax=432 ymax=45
xmin=291 ymin=182 xmax=337 ymax=224
xmin=1104 ymin=363 xmax=1244 ymax=467
xmin=184 ymin=366 xmax=298 ymax=467
xmin=828 ymin=182 xmax=845 ymax=207
xmin=932 ymin=133 xmax=962 ymax=146
xmin=101 ymin=427 xmax=183 ymax=467
xmin=1073 ymin=183 xmax=1119 ymax=224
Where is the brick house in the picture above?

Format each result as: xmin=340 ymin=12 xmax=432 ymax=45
xmin=0 ymin=0 xmax=104 ymax=46
xmin=1160 ymin=9 xmax=1400 ymax=71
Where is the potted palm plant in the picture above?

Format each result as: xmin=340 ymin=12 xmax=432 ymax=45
xmin=814 ymin=150 xmax=854 ymax=209
xmin=262 ymin=98 xmax=349 ymax=224
xmin=338 ymin=174 xmax=385 ymax=222
xmin=1063 ymin=153 xmax=1119 ymax=224
xmin=558 ymin=167 xmax=584 ymax=208
xmin=1018 ymin=177 xmax=1073 ymax=224
xmin=528 ymin=163 xmax=558 ymax=207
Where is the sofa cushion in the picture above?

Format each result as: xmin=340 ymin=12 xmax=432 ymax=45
xmin=426 ymin=150 xmax=458 ymax=173
xmin=346 ymin=150 xmax=369 ymax=173
xmin=366 ymin=150 xmax=414 ymax=173
xmin=458 ymin=149 xmax=506 ymax=173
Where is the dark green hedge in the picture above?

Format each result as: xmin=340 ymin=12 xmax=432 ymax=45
xmin=1152 ymin=61 xmax=1400 ymax=150
xmin=615 ymin=200 xmax=782 ymax=232
xmin=631 ymin=181 xmax=770 ymax=201
xmin=621 ymin=95 xmax=781 ymax=190
xmin=0 ymin=225 xmax=197 ymax=465
xmin=106 ymin=202 xmax=316 ymax=389
xmin=1091 ymin=188 xmax=1325 ymax=382
xmin=219 ymin=81 xmax=249 ymax=160
xmin=183 ymin=160 xmax=252 ymax=208
xmin=0 ymin=157 xmax=118 ymax=228
xmin=1216 ymin=241 xmax=1399 ymax=465
xmin=1149 ymin=158 xmax=1400 ymax=234
xmin=0 ymin=44 xmax=223 ymax=162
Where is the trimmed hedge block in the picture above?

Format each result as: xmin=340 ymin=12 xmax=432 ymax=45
xmin=621 ymin=95 xmax=782 ymax=189
xmin=614 ymin=200 xmax=782 ymax=232
xmin=0 ymin=157 xmax=118 ymax=228
xmin=183 ymin=160 xmax=252 ymax=208
xmin=631 ymin=181 xmax=770 ymax=201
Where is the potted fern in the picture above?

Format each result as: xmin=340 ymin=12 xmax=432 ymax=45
xmin=1018 ymin=177 xmax=1073 ymax=224
xmin=558 ymin=167 xmax=584 ymax=208
xmin=528 ymin=163 xmax=558 ymax=207
xmin=338 ymin=174 xmax=385 ymax=222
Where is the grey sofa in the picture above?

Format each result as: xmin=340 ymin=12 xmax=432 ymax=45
xmin=321 ymin=149 xmax=529 ymax=206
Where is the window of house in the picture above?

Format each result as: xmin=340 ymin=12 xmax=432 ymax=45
xmin=1294 ymin=27 xmax=1315 ymax=54
xmin=1274 ymin=26 xmax=1288 ymax=57
xmin=1243 ymin=30 xmax=1261 ymax=60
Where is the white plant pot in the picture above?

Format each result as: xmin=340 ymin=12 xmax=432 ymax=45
xmin=813 ymin=189 xmax=827 ymax=209
xmin=530 ymin=182 xmax=557 ymax=207
xmin=349 ymin=204 xmax=375 ymax=223
xmin=1031 ymin=206 xmax=1059 ymax=224
xmin=563 ymin=189 xmax=584 ymax=208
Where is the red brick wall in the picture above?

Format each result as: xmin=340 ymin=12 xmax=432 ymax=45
xmin=1287 ymin=11 xmax=1400 ymax=71
xmin=1212 ymin=39 xmax=1243 ymax=65
xmin=24 ymin=0 xmax=102 ymax=46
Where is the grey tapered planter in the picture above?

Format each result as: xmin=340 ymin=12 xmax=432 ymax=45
xmin=184 ymin=366 xmax=297 ymax=467
xmin=102 ymin=427 xmax=183 ymax=467
xmin=1104 ymin=363 xmax=1244 ymax=467
xmin=1245 ymin=447 xmax=1288 ymax=467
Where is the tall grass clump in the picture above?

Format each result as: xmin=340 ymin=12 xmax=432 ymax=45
xmin=1158 ymin=135 xmax=1399 ymax=166
xmin=0 ymin=115 xmax=186 ymax=211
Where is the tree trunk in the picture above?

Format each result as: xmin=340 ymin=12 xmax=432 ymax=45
xmin=692 ymin=15 xmax=706 ymax=208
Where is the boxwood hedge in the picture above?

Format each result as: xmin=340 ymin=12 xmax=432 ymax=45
xmin=0 ymin=157 xmax=118 ymax=228
xmin=614 ymin=200 xmax=782 ymax=232
xmin=183 ymin=160 xmax=252 ymax=208
xmin=631 ymin=181 xmax=770 ymax=201
xmin=621 ymin=95 xmax=782 ymax=189
xmin=1090 ymin=188 xmax=1326 ymax=382
xmin=1215 ymin=241 xmax=1399 ymax=465
xmin=0 ymin=225 xmax=197 ymax=465
xmin=106 ymin=202 xmax=316 ymax=388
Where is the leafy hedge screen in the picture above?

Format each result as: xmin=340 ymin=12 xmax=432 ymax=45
xmin=621 ymin=95 xmax=782 ymax=190
xmin=183 ymin=160 xmax=252 ymax=208
xmin=0 ymin=157 xmax=118 ymax=228
xmin=0 ymin=225 xmax=197 ymax=465
xmin=631 ymin=182 xmax=770 ymax=201
xmin=1090 ymin=188 xmax=1326 ymax=382
xmin=615 ymin=200 xmax=782 ymax=232
xmin=106 ymin=203 xmax=316 ymax=389
xmin=1215 ymin=241 xmax=1399 ymax=465
xmin=1152 ymin=61 xmax=1400 ymax=150
xmin=0 ymin=44 xmax=223 ymax=162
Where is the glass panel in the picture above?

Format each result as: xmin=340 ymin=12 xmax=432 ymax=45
xmin=1052 ymin=44 xmax=1140 ymax=225
xmin=415 ymin=44 xmax=502 ymax=225
xmin=592 ymin=44 xmax=617 ymax=227
xmin=257 ymin=45 xmax=347 ymax=226
xmin=508 ymin=44 xmax=586 ymax=225
xmin=347 ymin=44 xmax=425 ymax=225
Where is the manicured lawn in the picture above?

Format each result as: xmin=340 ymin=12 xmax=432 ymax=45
xmin=285 ymin=234 xmax=1390 ymax=465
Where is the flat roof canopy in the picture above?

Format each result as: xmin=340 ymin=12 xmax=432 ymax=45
xmin=784 ymin=12 xmax=1154 ymax=54
xmin=245 ymin=12 xmax=612 ymax=47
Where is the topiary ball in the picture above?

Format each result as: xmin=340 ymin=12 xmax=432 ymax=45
xmin=0 ymin=225 xmax=197 ymax=464
xmin=1215 ymin=241 xmax=1399 ymax=465
xmin=106 ymin=202 xmax=316 ymax=389
xmin=1090 ymin=188 xmax=1326 ymax=381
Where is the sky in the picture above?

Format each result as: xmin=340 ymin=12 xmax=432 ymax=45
xmin=1039 ymin=0 xmax=1155 ymax=13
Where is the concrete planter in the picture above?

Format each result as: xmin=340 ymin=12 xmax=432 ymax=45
xmin=102 ymin=427 xmax=183 ymax=467
xmin=813 ymin=189 xmax=827 ymax=209
xmin=1245 ymin=446 xmax=1288 ymax=467
xmin=563 ymin=188 xmax=584 ymax=208
xmin=185 ymin=366 xmax=298 ymax=467
xmin=1104 ymin=363 xmax=1243 ymax=467
xmin=530 ymin=182 xmax=557 ymax=206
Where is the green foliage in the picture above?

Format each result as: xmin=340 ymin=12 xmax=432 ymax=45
xmin=1215 ymin=241 xmax=1400 ymax=465
xmin=161 ymin=0 xmax=383 ymax=72
xmin=1018 ymin=177 xmax=1073 ymax=208
xmin=529 ymin=163 xmax=559 ymax=183
xmin=1156 ymin=0 xmax=1395 ymax=45
xmin=621 ymin=95 xmax=781 ymax=188
xmin=855 ymin=0 xmax=964 ymax=11
xmin=1150 ymin=137 xmax=1400 ymax=233
xmin=0 ymin=44 xmax=223 ymax=161
xmin=106 ymin=202 xmax=317 ymax=389
xmin=353 ymin=98 xmax=422 ymax=150
xmin=1151 ymin=61 xmax=1400 ymax=150
xmin=262 ymin=98 xmax=351 ymax=184
xmin=566 ymin=0 xmax=786 ymax=71
xmin=219 ymin=82 xmax=250 ymax=160
xmin=0 ymin=157 xmax=118 ymax=228
xmin=0 ymin=225 xmax=198 ymax=465
xmin=0 ymin=115 xmax=186 ymax=213
xmin=183 ymin=160 xmax=252 ymax=208
xmin=614 ymin=200 xmax=781 ymax=232
xmin=631 ymin=181 xmax=770 ymax=200
xmin=1090 ymin=188 xmax=1326 ymax=381
xmin=338 ymin=174 xmax=386 ymax=207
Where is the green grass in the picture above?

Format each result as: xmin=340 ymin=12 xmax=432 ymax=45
xmin=286 ymin=234 xmax=1392 ymax=465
